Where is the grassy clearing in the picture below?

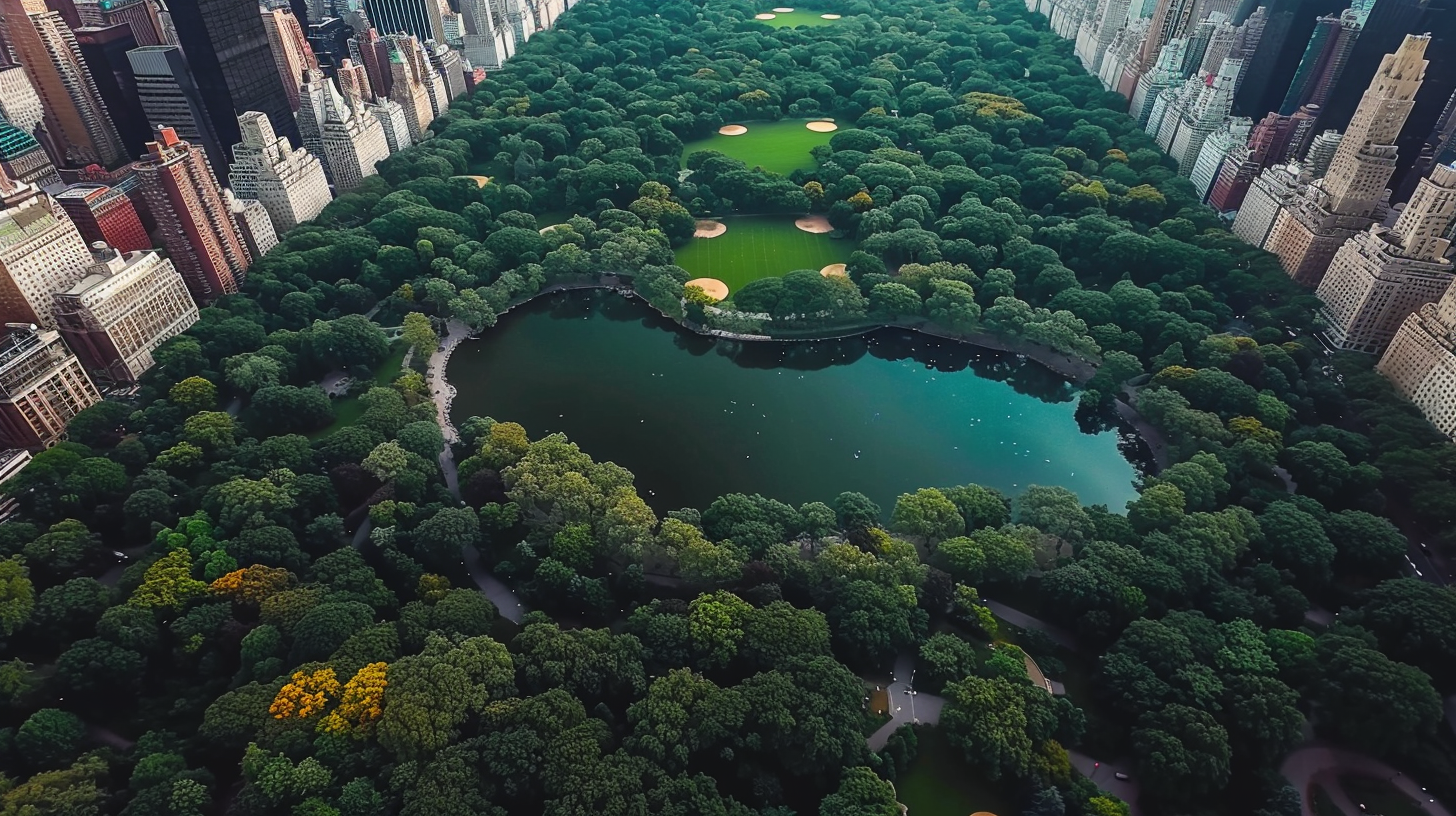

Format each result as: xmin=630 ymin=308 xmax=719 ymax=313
xmin=672 ymin=215 xmax=854 ymax=294
xmin=754 ymin=8 xmax=839 ymax=27
xmin=1340 ymin=775 xmax=1425 ymax=816
xmin=680 ymin=119 xmax=834 ymax=175
xmin=536 ymin=210 xmax=579 ymax=229
xmin=308 ymin=342 xmax=408 ymax=440
xmin=895 ymin=727 xmax=1017 ymax=816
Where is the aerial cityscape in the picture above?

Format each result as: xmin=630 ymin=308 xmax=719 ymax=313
xmin=0 ymin=0 xmax=1451 ymax=815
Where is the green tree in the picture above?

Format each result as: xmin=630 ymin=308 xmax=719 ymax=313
xmin=0 ymin=556 xmax=34 ymax=636
xmin=819 ymin=767 xmax=899 ymax=816
xmin=891 ymin=488 xmax=963 ymax=542
xmin=402 ymin=312 xmax=437 ymax=360
xmin=169 ymin=377 xmax=218 ymax=413
xmin=16 ymin=708 xmax=85 ymax=771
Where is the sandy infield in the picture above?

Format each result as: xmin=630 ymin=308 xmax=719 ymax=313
xmin=460 ymin=175 xmax=490 ymax=187
xmin=795 ymin=215 xmax=833 ymax=233
xmin=820 ymin=263 xmax=847 ymax=277
xmin=806 ymin=120 xmax=838 ymax=132
xmin=719 ymin=124 xmax=749 ymax=135
xmin=772 ymin=6 xmax=794 ymax=11
xmin=821 ymin=13 xmax=841 ymax=18
xmin=754 ymin=12 xmax=776 ymax=19
xmin=693 ymin=219 xmax=727 ymax=238
xmin=686 ymin=278 xmax=729 ymax=301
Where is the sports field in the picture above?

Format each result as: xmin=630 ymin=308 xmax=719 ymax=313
xmin=681 ymin=120 xmax=834 ymax=176
xmin=754 ymin=8 xmax=839 ymax=27
xmin=672 ymin=215 xmax=853 ymax=294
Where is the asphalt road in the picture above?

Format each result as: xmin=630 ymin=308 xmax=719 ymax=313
xmin=866 ymin=651 xmax=945 ymax=751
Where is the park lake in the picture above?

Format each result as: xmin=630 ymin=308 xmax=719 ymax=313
xmin=448 ymin=290 xmax=1143 ymax=514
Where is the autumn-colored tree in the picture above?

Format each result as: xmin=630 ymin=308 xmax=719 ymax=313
xmin=128 ymin=549 xmax=208 ymax=610
xmin=848 ymin=191 xmax=874 ymax=212
xmin=270 ymin=667 xmax=340 ymax=720
xmin=211 ymin=565 xmax=295 ymax=605
xmin=169 ymin=376 xmax=218 ymax=414
xmin=417 ymin=574 xmax=450 ymax=603
xmin=319 ymin=662 xmax=388 ymax=736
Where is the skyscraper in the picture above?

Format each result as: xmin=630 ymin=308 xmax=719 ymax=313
xmin=1317 ymin=162 xmax=1456 ymax=353
xmin=0 ymin=122 xmax=61 ymax=187
xmin=126 ymin=45 xmax=228 ymax=182
xmin=134 ymin=126 xmax=250 ymax=302
xmin=1304 ymin=129 xmax=1344 ymax=176
xmin=0 ymin=326 xmax=101 ymax=449
xmin=1278 ymin=11 xmax=1360 ymax=116
xmin=74 ymin=0 xmax=163 ymax=45
xmin=228 ymin=111 xmax=332 ymax=234
xmin=166 ymin=0 xmax=301 ymax=153
xmin=74 ymin=23 xmax=150 ymax=157
xmin=367 ymin=95 xmax=411 ymax=153
xmin=0 ymin=0 xmax=125 ymax=167
xmin=1261 ymin=35 xmax=1430 ymax=284
xmin=260 ymin=6 xmax=319 ymax=111
xmin=298 ymin=70 xmax=389 ymax=190
xmin=0 ymin=170 xmax=95 ymax=328
xmin=52 ymin=243 xmax=199 ymax=383
xmin=0 ymin=64 xmax=45 ymax=135
xmin=364 ymin=0 xmax=444 ymax=42
xmin=459 ymin=0 xmax=513 ymax=69
xmin=1230 ymin=0 xmax=1344 ymax=119
xmin=54 ymin=183 xmax=147 ymax=252
xmin=384 ymin=34 xmax=436 ymax=140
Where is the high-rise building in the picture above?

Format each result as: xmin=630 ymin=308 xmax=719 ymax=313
xmin=1190 ymin=115 xmax=1252 ymax=199
xmin=459 ymin=0 xmax=513 ymax=69
xmin=1278 ymin=10 xmax=1360 ymax=116
xmin=1232 ymin=162 xmax=1303 ymax=246
xmin=0 ymin=64 xmax=45 ymax=135
xmin=1169 ymin=59 xmax=1244 ymax=175
xmin=54 ymin=183 xmax=147 ymax=252
xmin=1303 ymin=129 xmax=1343 ymax=177
xmin=53 ymin=179 xmax=143 ymax=244
xmin=73 ymin=23 xmax=150 ymax=157
xmin=0 ymin=0 xmax=125 ymax=168
xmin=52 ymin=243 xmax=198 ymax=383
xmin=228 ymin=111 xmax=332 ymax=234
xmin=261 ymin=7 xmax=319 ymax=112
xmin=1262 ymin=35 xmax=1430 ymax=285
xmin=298 ymin=70 xmax=389 ymax=190
xmin=225 ymin=190 xmax=279 ymax=259
xmin=0 ymin=121 xmax=61 ymax=187
xmin=350 ymin=26 xmax=391 ymax=98
xmin=426 ymin=40 xmax=465 ymax=105
xmin=1098 ymin=19 xmax=1149 ymax=93
xmin=73 ymin=0 xmax=163 ymax=45
xmin=1318 ymin=162 xmax=1456 ymax=353
xmin=134 ymin=127 xmax=250 ymax=302
xmin=384 ymin=34 xmax=436 ymax=140
xmin=0 ymin=171 xmax=95 ymax=328
xmin=166 ymin=0 xmax=301 ymax=154
xmin=308 ymin=17 xmax=356 ymax=71
xmin=336 ymin=57 xmax=372 ymax=105
xmin=126 ymin=45 xmax=228 ymax=182
xmin=364 ymin=0 xmax=444 ymax=42
xmin=367 ymin=95 xmax=411 ymax=153
xmin=1131 ymin=38 xmax=1190 ymax=127
xmin=0 ymin=326 xmax=100 ymax=449
xmin=1229 ymin=0 xmax=1344 ymax=119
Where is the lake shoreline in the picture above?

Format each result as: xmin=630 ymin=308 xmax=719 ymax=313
xmin=437 ymin=281 xmax=1161 ymax=496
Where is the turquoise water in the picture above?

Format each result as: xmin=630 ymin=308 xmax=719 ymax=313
xmin=448 ymin=290 xmax=1142 ymax=514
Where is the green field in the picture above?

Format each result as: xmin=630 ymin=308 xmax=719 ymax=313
xmin=895 ymin=728 xmax=1016 ymax=816
xmin=753 ymin=8 xmax=840 ymax=27
xmin=309 ymin=342 xmax=408 ymax=440
xmin=681 ymin=119 xmax=835 ymax=175
xmin=672 ymin=215 xmax=853 ymax=295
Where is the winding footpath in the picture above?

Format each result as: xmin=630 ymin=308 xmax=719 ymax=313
xmin=1282 ymin=743 xmax=1451 ymax=816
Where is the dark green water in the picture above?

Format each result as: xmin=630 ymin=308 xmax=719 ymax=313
xmin=448 ymin=290 xmax=1142 ymax=514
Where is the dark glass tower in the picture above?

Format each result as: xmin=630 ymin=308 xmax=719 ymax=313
xmin=166 ymin=0 xmax=301 ymax=152
xmin=1319 ymin=0 xmax=1426 ymax=129
xmin=1232 ymin=0 xmax=1346 ymax=118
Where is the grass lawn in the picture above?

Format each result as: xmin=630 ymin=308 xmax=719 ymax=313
xmin=753 ymin=8 xmax=840 ymax=27
xmin=308 ymin=342 xmax=408 ymax=440
xmin=680 ymin=119 xmax=835 ymax=175
xmin=536 ymin=210 xmax=578 ymax=229
xmin=466 ymin=158 xmax=506 ymax=178
xmin=672 ymin=215 xmax=854 ymax=295
xmin=1340 ymin=775 xmax=1426 ymax=816
xmin=896 ymin=727 xmax=1017 ymax=816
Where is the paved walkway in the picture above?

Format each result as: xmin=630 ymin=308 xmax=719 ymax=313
xmin=463 ymin=543 xmax=525 ymax=624
xmin=427 ymin=318 xmax=470 ymax=444
xmin=866 ymin=652 xmax=945 ymax=751
xmin=1069 ymin=750 xmax=1142 ymax=816
xmin=1282 ymin=743 xmax=1451 ymax=816
xmin=981 ymin=599 xmax=1083 ymax=655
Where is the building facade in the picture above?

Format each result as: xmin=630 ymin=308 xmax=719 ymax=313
xmin=0 ymin=0 xmax=125 ymax=168
xmin=261 ymin=7 xmax=319 ymax=111
xmin=0 ymin=173 xmax=97 ymax=328
xmin=227 ymin=191 xmax=280 ymax=260
xmin=0 ymin=121 xmax=61 ymax=188
xmin=127 ymin=46 xmax=229 ymax=182
xmin=0 ymin=327 xmax=100 ymax=449
xmin=134 ymin=127 xmax=250 ymax=303
xmin=52 ymin=244 xmax=198 ymax=383
xmin=1379 ymin=281 xmax=1456 ymax=439
xmin=229 ymin=111 xmax=332 ymax=234
xmin=54 ymin=184 xmax=148 ymax=253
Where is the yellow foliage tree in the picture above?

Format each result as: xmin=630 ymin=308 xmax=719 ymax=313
xmin=319 ymin=662 xmax=388 ymax=736
xmin=210 ymin=565 xmax=294 ymax=604
xmin=417 ymin=574 xmax=451 ymax=603
xmin=270 ymin=668 xmax=340 ymax=720
xmin=128 ymin=549 xmax=208 ymax=610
